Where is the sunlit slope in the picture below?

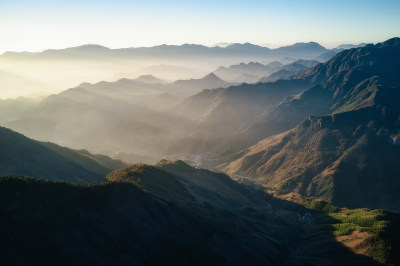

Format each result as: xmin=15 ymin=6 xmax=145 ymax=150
xmin=222 ymin=38 xmax=400 ymax=210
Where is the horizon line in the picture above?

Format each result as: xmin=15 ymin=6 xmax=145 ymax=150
xmin=0 ymin=40 xmax=374 ymax=55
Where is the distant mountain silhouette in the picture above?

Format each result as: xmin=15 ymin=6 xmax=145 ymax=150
xmin=111 ymin=64 xmax=200 ymax=82
xmin=315 ymin=50 xmax=338 ymax=62
xmin=214 ymin=61 xmax=283 ymax=82
xmin=214 ymin=60 xmax=321 ymax=84
xmin=0 ymin=97 xmax=41 ymax=123
xmin=166 ymin=72 xmax=231 ymax=97
xmin=335 ymin=43 xmax=367 ymax=50
xmin=260 ymin=69 xmax=294 ymax=82
xmin=259 ymin=59 xmax=320 ymax=82
xmin=0 ymin=70 xmax=52 ymax=98
xmin=132 ymin=74 xmax=164 ymax=84
xmin=0 ymin=41 xmax=333 ymax=97
xmin=1 ymin=42 xmax=330 ymax=63
xmin=315 ymin=43 xmax=367 ymax=62
xmin=37 ymin=44 xmax=112 ymax=59
xmin=273 ymin=42 xmax=328 ymax=58
xmin=224 ymin=42 xmax=271 ymax=54
xmin=234 ymin=73 xmax=260 ymax=83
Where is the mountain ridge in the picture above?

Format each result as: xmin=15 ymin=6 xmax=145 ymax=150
xmin=0 ymin=126 xmax=126 ymax=183
xmin=220 ymin=37 xmax=400 ymax=210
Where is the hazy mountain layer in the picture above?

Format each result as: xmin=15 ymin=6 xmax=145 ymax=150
xmin=0 ymin=42 xmax=330 ymax=98
xmin=259 ymin=59 xmax=320 ymax=82
xmin=214 ymin=61 xmax=283 ymax=83
xmin=6 ymin=73 xmax=230 ymax=161
xmin=213 ymin=60 xmax=320 ymax=84
xmin=0 ymin=126 xmax=125 ymax=183
xmin=0 ymin=69 xmax=53 ymax=98
xmin=316 ymin=43 xmax=367 ymax=62
xmin=0 ymin=96 xmax=42 ymax=123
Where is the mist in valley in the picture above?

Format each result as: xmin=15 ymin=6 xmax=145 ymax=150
xmin=0 ymin=42 xmax=339 ymax=166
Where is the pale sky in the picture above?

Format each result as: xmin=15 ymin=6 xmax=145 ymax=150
xmin=0 ymin=0 xmax=399 ymax=53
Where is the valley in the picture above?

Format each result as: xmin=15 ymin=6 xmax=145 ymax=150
xmin=1 ymin=31 xmax=399 ymax=265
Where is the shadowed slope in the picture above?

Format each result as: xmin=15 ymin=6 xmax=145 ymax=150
xmin=108 ymin=160 xmax=265 ymax=209
xmin=0 ymin=126 xmax=125 ymax=183
xmin=0 ymin=173 xmax=389 ymax=265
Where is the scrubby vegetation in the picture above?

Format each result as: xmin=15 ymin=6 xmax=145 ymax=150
xmin=308 ymin=200 xmax=398 ymax=265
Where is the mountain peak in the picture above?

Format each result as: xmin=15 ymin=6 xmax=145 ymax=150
xmin=134 ymin=74 xmax=163 ymax=84
xmin=227 ymin=42 xmax=256 ymax=48
xmin=296 ymin=37 xmax=400 ymax=86
xmin=281 ymin=41 xmax=325 ymax=50
xmin=65 ymin=44 xmax=110 ymax=51
xmin=378 ymin=37 xmax=400 ymax=47
xmin=225 ymin=43 xmax=270 ymax=51
xmin=202 ymin=72 xmax=223 ymax=81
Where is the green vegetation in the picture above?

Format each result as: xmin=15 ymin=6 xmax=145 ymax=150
xmin=308 ymin=200 xmax=340 ymax=213
xmin=328 ymin=209 xmax=387 ymax=236
xmin=309 ymin=200 xmax=394 ymax=264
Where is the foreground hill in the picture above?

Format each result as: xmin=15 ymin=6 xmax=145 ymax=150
xmin=221 ymin=38 xmax=400 ymax=210
xmin=107 ymin=160 xmax=266 ymax=209
xmin=1 ymin=163 xmax=398 ymax=265
xmin=0 ymin=126 xmax=125 ymax=183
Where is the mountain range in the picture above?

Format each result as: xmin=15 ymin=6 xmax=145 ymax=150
xmin=213 ymin=60 xmax=320 ymax=84
xmin=1 ymin=42 xmax=329 ymax=61
xmin=5 ymin=73 xmax=231 ymax=160
xmin=0 ymin=41 xmax=338 ymax=98
xmin=1 ymin=37 xmax=400 ymax=265
xmin=220 ymin=38 xmax=400 ymax=210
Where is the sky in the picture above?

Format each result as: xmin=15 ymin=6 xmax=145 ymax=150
xmin=0 ymin=0 xmax=399 ymax=53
